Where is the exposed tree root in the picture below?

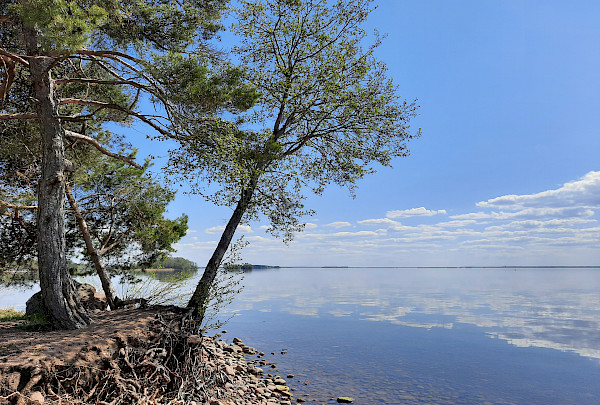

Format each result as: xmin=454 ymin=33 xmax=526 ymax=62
xmin=1 ymin=309 xmax=291 ymax=405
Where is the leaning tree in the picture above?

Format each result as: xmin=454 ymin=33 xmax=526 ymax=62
xmin=0 ymin=0 xmax=256 ymax=328
xmin=167 ymin=0 xmax=420 ymax=321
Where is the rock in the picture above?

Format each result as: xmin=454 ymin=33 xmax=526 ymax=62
xmin=224 ymin=365 xmax=236 ymax=376
xmin=337 ymin=397 xmax=355 ymax=403
xmin=250 ymin=367 xmax=264 ymax=375
xmin=25 ymin=293 xmax=45 ymax=316
xmin=287 ymin=374 xmax=294 ymax=379
xmin=30 ymin=391 xmax=45 ymax=404
xmin=187 ymin=335 xmax=203 ymax=345
xmin=243 ymin=346 xmax=258 ymax=354
xmin=76 ymin=283 xmax=108 ymax=311
xmin=297 ymin=398 xmax=306 ymax=403
xmin=26 ymin=283 xmax=107 ymax=315
xmin=233 ymin=337 xmax=243 ymax=344
xmin=275 ymin=385 xmax=289 ymax=392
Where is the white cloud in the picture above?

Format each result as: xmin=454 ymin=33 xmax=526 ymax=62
xmin=205 ymin=225 xmax=225 ymax=234
xmin=205 ymin=224 xmax=253 ymax=234
xmin=303 ymin=222 xmax=318 ymax=230
xmin=238 ymin=225 xmax=253 ymax=233
xmin=358 ymin=218 xmax=410 ymax=231
xmin=187 ymin=171 xmax=600 ymax=267
xmin=386 ymin=207 xmax=447 ymax=218
xmin=492 ymin=207 xmax=595 ymax=220
xmin=325 ymin=221 xmax=352 ymax=229
xmin=450 ymin=212 xmax=492 ymax=220
xmin=486 ymin=218 xmax=596 ymax=231
xmin=436 ymin=220 xmax=478 ymax=228
xmin=477 ymin=171 xmax=600 ymax=210
xmin=300 ymin=229 xmax=387 ymax=240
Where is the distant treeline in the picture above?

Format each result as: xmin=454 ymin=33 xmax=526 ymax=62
xmin=148 ymin=256 xmax=198 ymax=270
xmin=223 ymin=263 xmax=280 ymax=271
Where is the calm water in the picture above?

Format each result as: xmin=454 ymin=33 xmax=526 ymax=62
xmin=3 ymin=267 xmax=600 ymax=404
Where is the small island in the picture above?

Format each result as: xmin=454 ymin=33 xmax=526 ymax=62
xmin=224 ymin=263 xmax=281 ymax=271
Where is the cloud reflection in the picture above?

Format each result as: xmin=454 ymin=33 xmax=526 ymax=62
xmin=223 ymin=268 xmax=600 ymax=361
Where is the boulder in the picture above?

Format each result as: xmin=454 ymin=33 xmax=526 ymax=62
xmin=26 ymin=282 xmax=107 ymax=315
xmin=30 ymin=391 xmax=45 ymax=404
xmin=25 ymin=293 xmax=45 ymax=317
xmin=75 ymin=282 xmax=107 ymax=311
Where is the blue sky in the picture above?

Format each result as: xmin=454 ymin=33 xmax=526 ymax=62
xmin=135 ymin=1 xmax=600 ymax=267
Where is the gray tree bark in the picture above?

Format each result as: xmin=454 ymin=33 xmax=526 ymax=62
xmin=65 ymin=184 xmax=120 ymax=310
xmin=27 ymin=31 xmax=91 ymax=329
xmin=187 ymin=177 xmax=258 ymax=322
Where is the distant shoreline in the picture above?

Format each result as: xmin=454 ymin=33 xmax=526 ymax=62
xmin=273 ymin=265 xmax=600 ymax=269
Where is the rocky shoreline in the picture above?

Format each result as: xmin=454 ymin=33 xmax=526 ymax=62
xmin=188 ymin=333 xmax=301 ymax=405
xmin=0 ymin=308 xmax=313 ymax=405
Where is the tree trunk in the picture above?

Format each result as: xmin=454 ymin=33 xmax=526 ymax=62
xmin=27 ymin=36 xmax=91 ymax=328
xmin=65 ymin=184 xmax=120 ymax=310
xmin=187 ymin=178 xmax=258 ymax=322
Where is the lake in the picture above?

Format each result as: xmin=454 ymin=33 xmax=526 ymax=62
xmin=2 ymin=267 xmax=600 ymax=404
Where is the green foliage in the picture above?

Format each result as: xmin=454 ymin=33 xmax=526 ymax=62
xmin=11 ymin=0 xmax=112 ymax=51
xmin=19 ymin=313 xmax=51 ymax=331
xmin=99 ymin=0 xmax=229 ymax=51
xmin=67 ymin=139 xmax=189 ymax=268
xmin=169 ymin=0 xmax=419 ymax=242
xmin=8 ymin=0 xmax=228 ymax=53
xmin=224 ymin=263 xmax=253 ymax=271
xmin=0 ymin=308 xmax=27 ymax=322
xmin=0 ymin=309 xmax=50 ymax=331
xmin=148 ymin=53 xmax=260 ymax=116
xmin=150 ymin=256 xmax=198 ymax=270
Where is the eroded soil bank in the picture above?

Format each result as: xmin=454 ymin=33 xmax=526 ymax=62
xmin=0 ymin=308 xmax=300 ymax=404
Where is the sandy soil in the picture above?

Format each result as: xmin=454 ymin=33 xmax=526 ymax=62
xmin=0 ymin=308 xmax=158 ymax=370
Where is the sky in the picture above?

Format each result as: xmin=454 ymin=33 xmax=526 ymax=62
xmin=134 ymin=0 xmax=600 ymax=267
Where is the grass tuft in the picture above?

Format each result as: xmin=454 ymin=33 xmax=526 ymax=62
xmin=0 ymin=308 xmax=27 ymax=321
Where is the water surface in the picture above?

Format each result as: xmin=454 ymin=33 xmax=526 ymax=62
xmin=215 ymin=267 xmax=600 ymax=404
xmin=3 ymin=267 xmax=600 ymax=404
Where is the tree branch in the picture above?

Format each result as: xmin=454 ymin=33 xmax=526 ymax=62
xmin=54 ymin=49 xmax=144 ymax=65
xmin=0 ymin=113 xmax=38 ymax=120
xmin=60 ymin=98 xmax=172 ymax=138
xmin=0 ymin=48 xmax=29 ymax=67
xmin=98 ymin=229 xmax=131 ymax=255
xmin=64 ymin=130 xmax=143 ymax=169
xmin=0 ymin=200 xmax=37 ymax=210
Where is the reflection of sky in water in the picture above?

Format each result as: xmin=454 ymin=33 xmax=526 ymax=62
xmin=221 ymin=267 xmax=600 ymax=361
xmin=3 ymin=267 xmax=600 ymax=403
xmin=3 ymin=268 xmax=599 ymax=361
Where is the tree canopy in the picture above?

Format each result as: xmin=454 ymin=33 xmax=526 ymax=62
xmin=0 ymin=0 xmax=256 ymax=328
xmin=171 ymin=0 xmax=420 ymax=320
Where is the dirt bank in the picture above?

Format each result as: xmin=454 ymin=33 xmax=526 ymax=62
xmin=0 ymin=308 xmax=298 ymax=404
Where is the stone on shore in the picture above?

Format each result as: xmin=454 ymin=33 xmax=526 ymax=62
xmin=337 ymin=397 xmax=355 ymax=403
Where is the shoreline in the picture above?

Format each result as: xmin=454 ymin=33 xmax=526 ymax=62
xmin=0 ymin=307 xmax=306 ymax=405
